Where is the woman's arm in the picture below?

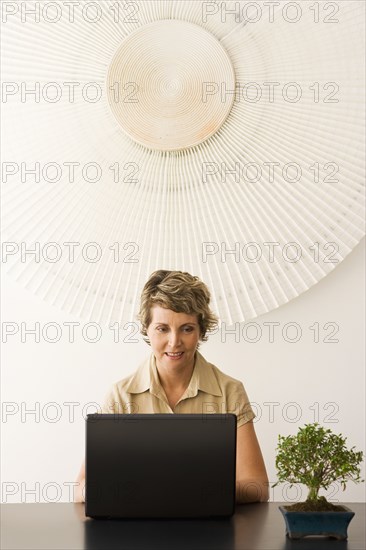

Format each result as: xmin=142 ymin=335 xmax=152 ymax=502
xmin=75 ymin=459 xmax=85 ymax=503
xmin=235 ymin=420 xmax=269 ymax=503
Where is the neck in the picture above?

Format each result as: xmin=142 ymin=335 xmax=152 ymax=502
xmin=155 ymin=351 xmax=197 ymax=393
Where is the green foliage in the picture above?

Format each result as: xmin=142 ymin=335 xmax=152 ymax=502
xmin=272 ymin=423 xmax=364 ymax=502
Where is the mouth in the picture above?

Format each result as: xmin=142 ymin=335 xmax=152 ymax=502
xmin=165 ymin=352 xmax=184 ymax=359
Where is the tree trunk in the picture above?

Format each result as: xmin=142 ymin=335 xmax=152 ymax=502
xmin=307 ymin=487 xmax=320 ymax=501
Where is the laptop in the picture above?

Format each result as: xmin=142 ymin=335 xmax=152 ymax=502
xmin=85 ymin=413 xmax=237 ymax=519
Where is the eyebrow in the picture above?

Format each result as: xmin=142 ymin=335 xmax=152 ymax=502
xmin=153 ymin=322 xmax=197 ymax=327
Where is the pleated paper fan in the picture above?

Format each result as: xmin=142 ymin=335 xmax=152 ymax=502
xmin=2 ymin=0 xmax=365 ymax=326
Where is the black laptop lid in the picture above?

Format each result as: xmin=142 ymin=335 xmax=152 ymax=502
xmin=85 ymin=413 xmax=237 ymax=519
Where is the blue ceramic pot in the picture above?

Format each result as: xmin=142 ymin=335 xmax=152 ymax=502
xmin=279 ymin=505 xmax=355 ymax=540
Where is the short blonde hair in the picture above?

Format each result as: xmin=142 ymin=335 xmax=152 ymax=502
xmin=137 ymin=270 xmax=219 ymax=347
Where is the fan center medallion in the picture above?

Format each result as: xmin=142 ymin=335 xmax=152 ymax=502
xmin=107 ymin=20 xmax=235 ymax=151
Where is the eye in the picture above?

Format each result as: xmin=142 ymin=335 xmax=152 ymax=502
xmin=183 ymin=327 xmax=194 ymax=333
xmin=156 ymin=327 xmax=167 ymax=332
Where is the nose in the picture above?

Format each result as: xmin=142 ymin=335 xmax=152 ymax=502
xmin=168 ymin=330 xmax=182 ymax=348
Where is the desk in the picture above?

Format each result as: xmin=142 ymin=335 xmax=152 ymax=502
xmin=1 ymin=503 xmax=365 ymax=550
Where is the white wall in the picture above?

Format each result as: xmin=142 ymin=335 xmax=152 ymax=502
xmin=1 ymin=238 xmax=365 ymax=503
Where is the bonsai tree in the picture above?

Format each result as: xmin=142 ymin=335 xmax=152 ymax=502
xmin=273 ymin=423 xmax=364 ymax=511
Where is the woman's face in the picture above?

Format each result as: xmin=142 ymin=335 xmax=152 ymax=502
xmin=146 ymin=305 xmax=201 ymax=372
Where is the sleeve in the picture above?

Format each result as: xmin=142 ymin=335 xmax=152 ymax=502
xmin=228 ymin=381 xmax=256 ymax=429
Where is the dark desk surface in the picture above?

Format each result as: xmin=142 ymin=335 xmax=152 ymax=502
xmin=1 ymin=503 xmax=365 ymax=550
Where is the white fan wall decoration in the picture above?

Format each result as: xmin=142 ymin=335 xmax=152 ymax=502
xmin=2 ymin=0 xmax=365 ymax=326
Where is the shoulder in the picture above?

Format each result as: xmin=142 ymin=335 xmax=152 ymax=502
xmin=107 ymin=373 xmax=134 ymax=397
xmin=101 ymin=354 xmax=151 ymax=410
xmin=199 ymin=353 xmax=255 ymax=426
xmin=198 ymin=352 xmax=248 ymax=393
xmin=211 ymin=362 xmax=244 ymax=386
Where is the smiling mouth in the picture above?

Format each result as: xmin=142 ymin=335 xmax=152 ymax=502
xmin=165 ymin=352 xmax=184 ymax=357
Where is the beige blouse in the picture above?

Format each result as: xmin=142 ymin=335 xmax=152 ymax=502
xmin=99 ymin=350 xmax=256 ymax=428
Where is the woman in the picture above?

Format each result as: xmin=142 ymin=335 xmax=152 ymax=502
xmin=75 ymin=270 xmax=269 ymax=503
